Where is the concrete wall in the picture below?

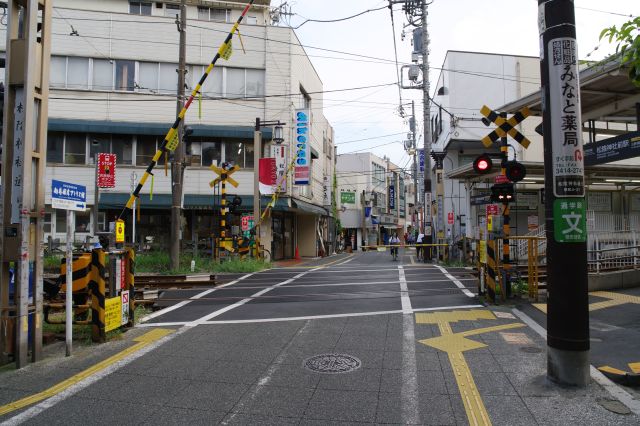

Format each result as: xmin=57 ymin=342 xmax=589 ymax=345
xmin=588 ymin=269 xmax=640 ymax=291
xmin=297 ymin=214 xmax=316 ymax=257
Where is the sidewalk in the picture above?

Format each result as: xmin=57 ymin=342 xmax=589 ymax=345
xmin=1 ymin=306 xmax=638 ymax=424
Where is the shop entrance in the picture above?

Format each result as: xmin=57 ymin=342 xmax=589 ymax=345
xmin=272 ymin=212 xmax=295 ymax=260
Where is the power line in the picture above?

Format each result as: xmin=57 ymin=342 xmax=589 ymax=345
xmin=292 ymin=4 xmax=389 ymax=29
xmin=388 ymin=3 xmax=404 ymax=114
xmin=336 ymin=132 xmax=406 ymax=145
xmin=575 ymin=6 xmax=637 ymax=18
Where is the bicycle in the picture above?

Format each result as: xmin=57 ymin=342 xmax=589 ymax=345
xmin=390 ymin=245 xmax=399 ymax=261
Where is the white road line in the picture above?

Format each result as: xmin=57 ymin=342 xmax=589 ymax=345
xmin=512 ymin=308 xmax=640 ymax=416
xmin=412 ymin=304 xmax=483 ymax=312
xmin=433 ymin=265 xmax=475 ymax=297
xmin=138 ymin=272 xmax=257 ymax=323
xmin=337 ymin=257 xmax=354 ymax=265
xmin=2 ymin=327 xmax=188 ymax=426
xmin=187 ymin=269 xmax=318 ymax=326
xmin=398 ymin=265 xmax=413 ymax=315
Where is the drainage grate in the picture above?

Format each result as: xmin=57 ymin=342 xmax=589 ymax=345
xmin=304 ymin=354 xmax=362 ymax=374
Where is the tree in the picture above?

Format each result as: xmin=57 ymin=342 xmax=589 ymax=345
xmin=600 ymin=17 xmax=640 ymax=87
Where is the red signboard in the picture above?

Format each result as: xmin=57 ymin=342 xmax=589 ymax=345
xmin=447 ymin=212 xmax=454 ymax=225
xmin=259 ymin=157 xmax=277 ymax=195
xmin=97 ymin=153 xmax=116 ymax=188
xmin=486 ymin=204 xmax=499 ymax=216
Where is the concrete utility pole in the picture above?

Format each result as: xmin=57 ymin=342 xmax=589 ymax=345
xmin=411 ymin=101 xmax=418 ymax=226
xmin=538 ymin=0 xmax=590 ymax=386
xmin=170 ymin=0 xmax=187 ymax=270
xmin=421 ymin=0 xmax=433 ymax=232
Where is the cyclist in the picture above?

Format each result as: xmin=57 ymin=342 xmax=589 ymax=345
xmin=390 ymin=232 xmax=401 ymax=261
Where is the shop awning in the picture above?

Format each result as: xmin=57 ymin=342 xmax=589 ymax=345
xmin=48 ymin=119 xmax=272 ymax=140
xmin=99 ymin=193 xmax=290 ymax=211
xmin=292 ymin=199 xmax=328 ymax=216
xmin=99 ymin=192 xmax=171 ymax=209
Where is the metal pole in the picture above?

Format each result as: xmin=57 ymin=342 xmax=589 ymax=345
xmin=65 ymin=210 xmax=74 ymax=356
xmin=254 ymin=119 xmax=261 ymax=246
xmin=93 ymin=155 xmax=99 ymax=237
xmin=131 ymin=172 xmax=137 ymax=246
xmin=500 ymin=112 xmax=511 ymax=299
xmin=412 ymin=101 xmax=418 ymax=228
xmin=170 ymin=0 xmax=187 ymax=270
xmin=538 ymin=0 xmax=589 ymax=386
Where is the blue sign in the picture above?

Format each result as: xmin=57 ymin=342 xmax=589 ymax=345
xmin=389 ymin=185 xmax=395 ymax=210
xmin=52 ymin=180 xmax=87 ymax=211
xmin=419 ymin=149 xmax=425 ymax=172
xmin=294 ymin=109 xmax=310 ymax=185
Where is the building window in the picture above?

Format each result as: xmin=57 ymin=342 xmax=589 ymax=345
xmin=129 ymin=1 xmax=152 ymax=16
xmin=115 ymin=60 xmax=135 ymax=91
xmin=136 ymin=135 xmax=166 ymax=166
xmin=46 ymin=132 xmax=64 ymax=163
xmin=226 ymin=68 xmax=246 ymax=98
xmin=158 ymin=63 xmax=178 ymax=94
xmin=245 ymin=69 xmax=264 ymax=97
xmin=372 ymin=163 xmax=385 ymax=186
xmin=43 ymin=212 xmax=52 ymax=233
xmin=164 ymin=4 xmax=180 ymax=17
xmin=111 ymin=135 xmax=133 ymax=165
xmin=201 ymin=140 xmax=222 ymax=167
xmin=50 ymin=56 xmax=66 ymax=88
xmin=93 ymin=59 xmax=114 ymax=90
xmin=246 ymin=16 xmax=258 ymax=25
xmin=197 ymin=7 xmax=230 ymax=22
xmin=300 ymin=86 xmax=311 ymax=109
xmin=98 ymin=212 xmax=107 ymax=232
xmin=64 ymin=133 xmax=87 ymax=165
xmin=55 ymin=211 xmax=66 ymax=233
xmin=75 ymin=212 xmax=91 ymax=233
xmin=65 ymin=57 xmax=89 ymax=89
xmin=199 ymin=66 xmax=223 ymax=96
xmin=138 ymin=62 xmax=159 ymax=92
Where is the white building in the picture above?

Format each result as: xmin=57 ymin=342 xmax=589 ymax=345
xmin=336 ymin=152 xmax=409 ymax=249
xmin=0 ymin=0 xmax=336 ymax=260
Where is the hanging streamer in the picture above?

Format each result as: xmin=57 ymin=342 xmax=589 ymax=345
xmin=149 ymin=174 xmax=154 ymax=201
xmin=137 ymin=198 xmax=141 ymax=221
xmin=198 ymin=91 xmax=202 ymax=119
xmin=237 ymin=30 xmax=247 ymax=54
xmin=164 ymin=152 xmax=168 ymax=177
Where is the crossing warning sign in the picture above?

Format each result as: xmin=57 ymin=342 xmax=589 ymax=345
xmin=480 ymin=105 xmax=531 ymax=149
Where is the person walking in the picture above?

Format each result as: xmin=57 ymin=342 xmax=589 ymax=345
xmin=390 ymin=232 xmax=401 ymax=261
xmin=416 ymin=230 xmax=425 ymax=261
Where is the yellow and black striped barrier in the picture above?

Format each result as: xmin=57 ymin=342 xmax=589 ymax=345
xmin=125 ymin=248 xmax=136 ymax=327
xmin=485 ymin=240 xmax=501 ymax=303
xmin=89 ymin=248 xmax=107 ymax=343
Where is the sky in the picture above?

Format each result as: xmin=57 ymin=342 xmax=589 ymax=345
xmin=278 ymin=0 xmax=639 ymax=171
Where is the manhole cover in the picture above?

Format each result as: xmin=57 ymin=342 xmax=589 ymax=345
xmin=520 ymin=346 xmax=543 ymax=354
xmin=598 ymin=399 xmax=631 ymax=415
xmin=304 ymin=354 xmax=361 ymax=374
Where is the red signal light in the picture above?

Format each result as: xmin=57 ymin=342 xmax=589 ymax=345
xmin=473 ymin=154 xmax=493 ymax=175
xmin=504 ymin=161 xmax=527 ymax=182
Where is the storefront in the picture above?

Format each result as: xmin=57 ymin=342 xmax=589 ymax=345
xmin=271 ymin=211 xmax=295 ymax=261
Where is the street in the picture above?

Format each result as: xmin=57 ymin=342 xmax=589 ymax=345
xmin=1 ymin=249 xmax=637 ymax=425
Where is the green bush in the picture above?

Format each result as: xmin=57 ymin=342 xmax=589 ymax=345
xmin=135 ymin=251 xmax=271 ymax=274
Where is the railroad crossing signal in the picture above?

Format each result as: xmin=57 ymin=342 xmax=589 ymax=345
xmin=480 ymin=105 xmax=532 ymax=149
xmin=491 ymin=183 xmax=514 ymax=203
xmin=473 ymin=154 xmax=493 ymax=174
xmin=209 ymin=163 xmax=240 ymax=188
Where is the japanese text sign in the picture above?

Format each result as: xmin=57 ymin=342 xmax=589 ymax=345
xmin=52 ymin=180 xmax=87 ymax=211
xmin=294 ymin=109 xmax=310 ymax=185
xmin=98 ymin=153 xmax=116 ymax=188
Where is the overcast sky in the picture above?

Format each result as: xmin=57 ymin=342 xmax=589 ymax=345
xmin=281 ymin=0 xmax=639 ymax=170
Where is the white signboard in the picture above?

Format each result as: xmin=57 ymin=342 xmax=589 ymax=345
xmin=587 ymin=192 xmax=611 ymax=212
xmin=270 ymin=144 xmax=287 ymax=194
xmin=548 ymin=37 xmax=585 ymax=197
xmin=323 ymin=175 xmax=331 ymax=207
xmin=121 ymin=290 xmax=129 ymax=325
xmin=51 ymin=180 xmax=87 ymax=211
xmin=10 ymin=88 xmax=26 ymax=224
xmin=294 ymin=109 xmax=310 ymax=185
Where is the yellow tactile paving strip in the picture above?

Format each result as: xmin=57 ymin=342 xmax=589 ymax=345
xmin=533 ymin=290 xmax=640 ymax=314
xmin=416 ymin=309 xmax=526 ymax=426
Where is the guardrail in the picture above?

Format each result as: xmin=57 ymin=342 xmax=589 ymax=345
xmin=588 ymin=244 xmax=640 ymax=273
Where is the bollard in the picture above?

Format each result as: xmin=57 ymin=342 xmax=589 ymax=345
xmin=89 ymin=249 xmax=106 ymax=343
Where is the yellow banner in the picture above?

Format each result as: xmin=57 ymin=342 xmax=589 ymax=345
xmin=220 ymin=41 xmax=233 ymax=60
xmin=105 ymin=297 xmax=122 ymax=332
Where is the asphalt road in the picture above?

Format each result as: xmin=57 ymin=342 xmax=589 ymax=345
xmin=141 ymin=249 xmax=481 ymax=326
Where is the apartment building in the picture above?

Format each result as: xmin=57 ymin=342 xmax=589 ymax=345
xmin=0 ymin=0 xmax=335 ymax=260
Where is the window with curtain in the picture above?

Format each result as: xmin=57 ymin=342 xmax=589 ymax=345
xmin=88 ymin=134 xmax=111 ymax=164
xmin=159 ymin=63 xmax=178 ymax=94
xmin=64 ymin=133 xmax=87 ymax=165
xmin=244 ymin=143 xmax=254 ymax=169
xmin=46 ymin=132 xmax=64 ymax=163
xmin=75 ymin=212 xmax=91 ymax=233
xmin=55 ymin=211 xmax=66 ymax=233
xmin=245 ymin=69 xmax=264 ymax=97
xmin=226 ymin=68 xmax=245 ymax=98
xmin=115 ymin=60 xmax=135 ymax=91
xmin=111 ymin=135 xmax=133 ymax=165
xmin=197 ymin=7 xmax=210 ymax=21
xmin=92 ymin=59 xmax=113 ymax=90
xmin=210 ymin=8 xmax=230 ymax=22
xmin=136 ymin=135 xmax=158 ymax=165
xmin=201 ymin=140 xmax=222 ymax=167
xmin=138 ymin=62 xmax=159 ymax=92
xmin=50 ymin=56 xmax=66 ymax=88
xmin=66 ymin=57 xmax=89 ymax=89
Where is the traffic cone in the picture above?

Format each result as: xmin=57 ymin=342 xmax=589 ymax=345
xmin=295 ymin=246 xmax=300 ymax=260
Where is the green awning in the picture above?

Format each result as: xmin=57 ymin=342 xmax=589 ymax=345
xmin=99 ymin=193 xmax=171 ymax=210
xmin=48 ymin=119 xmax=272 ymax=140
xmin=292 ymin=199 xmax=328 ymax=216
xmin=99 ymin=192 xmax=290 ymax=211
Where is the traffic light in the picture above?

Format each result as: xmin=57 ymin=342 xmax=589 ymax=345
xmin=473 ymin=154 xmax=493 ymax=174
xmin=230 ymin=195 xmax=242 ymax=213
xmin=491 ymin=183 xmax=515 ymax=203
xmin=504 ymin=160 xmax=527 ymax=182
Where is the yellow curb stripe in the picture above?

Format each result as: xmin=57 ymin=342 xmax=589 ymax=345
xmin=0 ymin=329 xmax=173 ymax=416
xmin=629 ymin=362 xmax=640 ymax=374
xmin=598 ymin=365 xmax=627 ymax=376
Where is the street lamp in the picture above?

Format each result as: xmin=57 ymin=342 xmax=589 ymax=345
xmin=253 ymin=118 xmax=286 ymax=250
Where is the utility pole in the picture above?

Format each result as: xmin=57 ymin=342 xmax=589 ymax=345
xmin=170 ymin=0 xmax=187 ymax=271
xmin=538 ymin=0 xmax=589 ymax=386
xmin=421 ymin=0 xmax=433 ymax=247
xmin=411 ymin=101 xmax=418 ymax=229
